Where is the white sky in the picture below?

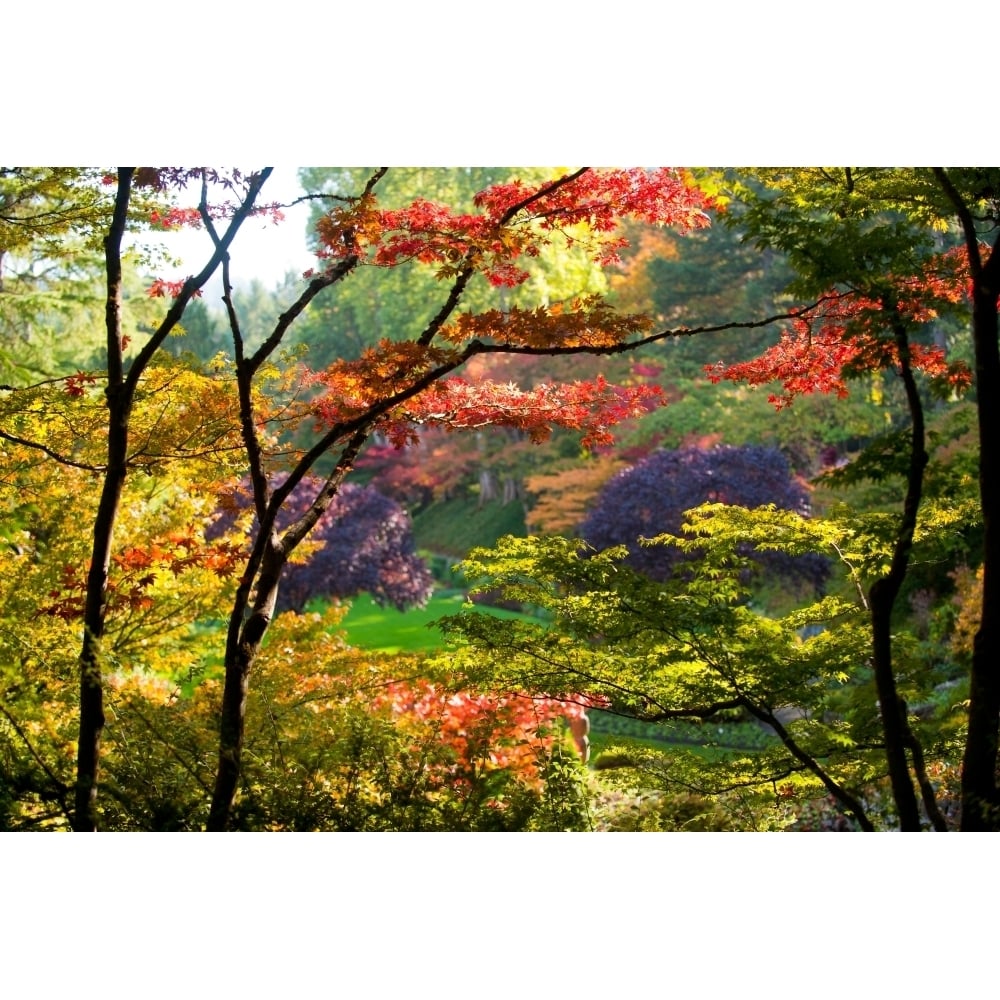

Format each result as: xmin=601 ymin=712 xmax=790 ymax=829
xmin=155 ymin=167 xmax=315 ymax=293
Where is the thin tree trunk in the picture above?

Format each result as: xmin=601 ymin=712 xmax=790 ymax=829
xmin=961 ymin=278 xmax=1000 ymax=829
xmin=865 ymin=307 xmax=927 ymax=832
xmin=73 ymin=168 xmax=134 ymax=831
xmin=207 ymin=542 xmax=284 ymax=830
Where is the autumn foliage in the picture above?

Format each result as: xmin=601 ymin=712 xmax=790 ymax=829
xmin=210 ymin=475 xmax=433 ymax=612
xmin=22 ymin=165 xmax=1000 ymax=834
xmin=705 ymin=249 xmax=973 ymax=408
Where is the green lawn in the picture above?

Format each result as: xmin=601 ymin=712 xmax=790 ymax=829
xmin=332 ymin=591 xmax=531 ymax=653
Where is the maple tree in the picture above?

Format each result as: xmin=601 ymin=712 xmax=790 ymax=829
xmin=927 ymin=169 xmax=1000 ymax=831
xmin=441 ymin=418 xmax=981 ymax=831
xmin=695 ymin=168 xmax=992 ymax=829
xmin=202 ymin=166 xmax=738 ymax=831
xmin=0 ymin=168 xmax=277 ymax=831
xmin=291 ymin=168 xmax=613 ymax=367
xmin=439 ymin=518 xmax=885 ymax=830
xmin=149 ymin=607 xmax=589 ymax=832
xmin=0 ymin=399 xmax=250 ymax=828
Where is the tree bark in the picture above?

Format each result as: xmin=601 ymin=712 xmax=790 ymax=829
xmin=961 ymin=275 xmax=1000 ymax=829
xmin=73 ymin=168 xmax=133 ymax=831
xmin=207 ymin=540 xmax=284 ymax=830
xmin=863 ymin=307 xmax=927 ymax=831
xmin=932 ymin=169 xmax=1000 ymax=830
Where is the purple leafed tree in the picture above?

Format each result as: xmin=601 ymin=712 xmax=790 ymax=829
xmin=579 ymin=445 xmax=828 ymax=590
xmin=211 ymin=476 xmax=434 ymax=612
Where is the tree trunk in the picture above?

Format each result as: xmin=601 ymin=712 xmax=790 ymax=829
xmin=73 ymin=169 xmax=133 ymax=832
xmin=869 ymin=580 xmax=922 ymax=830
xmin=933 ymin=169 xmax=1000 ymax=830
xmin=207 ymin=544 xmax=284 ymax=831
xmin=864 ymin=310 xmax=928 ymax=832
xmin=961 ymin=278 xmax=1000 ymax=829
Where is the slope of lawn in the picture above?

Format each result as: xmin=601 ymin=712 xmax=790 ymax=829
xmin=334 ymin=590 xmax=533 ymax=653
xmin=411 ymin=497 xmax=527 ymax=558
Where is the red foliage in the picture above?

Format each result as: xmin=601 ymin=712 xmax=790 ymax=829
xmin=375 ymin=681 xmax=595 ymax=786
xmin=147 ymin=278 xmax=202 ymax=299
xmin=149 ymin=206 xmax=203 ymax=231
xmin=314 ymin=168 xmax=710 ymax=284
xmin=386 ymin=375 xmax=662 ymax=449
xmin=43 ymin=533 xmax=243 ymax=620
xmin=64 ymin=371 xmax=98 ymax=397
xmin=705 ymin=251 xmax=973 ymax=408
xmin=307 ymin=339 xmax=663 ymax=450
xmin=302 ymin=170 xmax=709 ymax=451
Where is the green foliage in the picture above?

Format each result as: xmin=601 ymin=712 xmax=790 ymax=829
xmin=437 ymin=498 xmax=970 ymax=826
xmin=0 ymin=168 xmax=189 ymax=381
xmin=588 ymin=777 xmax=739 ymax=831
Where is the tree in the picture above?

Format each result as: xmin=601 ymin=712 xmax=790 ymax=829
xmin=25 ymin=167 xmax=276 ymax=831
xmin=291 ymin=168 xmax=614 ymax=368
xmin=524 ymin=454 xmax=624 ymax=536
xmin=0 ymin=167 xmax=171 ymax=383
xmin=0 ymin=385 xmax=248 ymax=828
xmin=204 ymin=166 xmax=728 ymax=830
xmin=699 ymin=167 xmax=978 ymax=829
xmin=438 ymin=518 xmax=882 ymax=829
xmin=928 ymin=169 xmax=1000 ymax=830
xmin=579 ymin=444 xmax=828 ymax=591
xmin=441 ymin=443 xmax=980 ymax=831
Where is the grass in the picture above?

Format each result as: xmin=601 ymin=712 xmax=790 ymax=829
xmin=331 ymin=590 xmax=532 ymax=653
xmin=411 ymin=496 xmax=527 ymax=558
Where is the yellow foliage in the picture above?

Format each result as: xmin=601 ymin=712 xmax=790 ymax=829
xmin=950 ymin=564 xmax=983 ymax=660
xmin=525 ymin=455 xmax=624 ymax=535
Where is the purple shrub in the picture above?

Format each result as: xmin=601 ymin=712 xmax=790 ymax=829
xmin=211 ymin=476 xmax=434 ymax=612
xmin=579 ymin=445 xmax=828 ymax=590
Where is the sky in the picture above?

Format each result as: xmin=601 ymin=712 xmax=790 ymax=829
xmin=156 ymin=167 xmax=315 ymax=293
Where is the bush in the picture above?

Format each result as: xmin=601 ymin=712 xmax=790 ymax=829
xmin=579 ymin=444 xmax=828 ymax=590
